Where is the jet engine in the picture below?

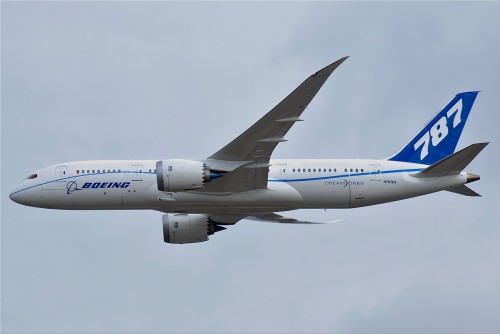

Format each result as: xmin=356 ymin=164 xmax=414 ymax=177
xmin=162 ymin=213 xmax=226 ymax=244
xmin=156 ymin=159 xmax=221 ymax=192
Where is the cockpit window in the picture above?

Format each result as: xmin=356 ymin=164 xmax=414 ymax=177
xmin=26 ymin=173 xmax=38 ymax=180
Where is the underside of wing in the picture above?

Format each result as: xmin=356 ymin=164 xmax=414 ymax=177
xmin=247 ymin=213 xmax=344 ymax=224
xmin=201 ymin=57 xmax=348 ymax=192
xmin=207 ymin=212 xmax=343 ymax=225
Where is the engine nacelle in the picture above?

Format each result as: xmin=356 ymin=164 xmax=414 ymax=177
xmin=156 ymin=159 xmax=212 ymax=192
xmin=162 ymin=213 xmax=226 ymax=244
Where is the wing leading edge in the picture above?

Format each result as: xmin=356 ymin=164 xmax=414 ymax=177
xmin=202 ymin=57 xmax=348 ymax=192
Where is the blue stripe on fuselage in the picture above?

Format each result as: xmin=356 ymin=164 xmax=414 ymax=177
xmin=10 ymin=168 xmax=424 ymax=196
xmin=268 ymin=168 xmax=423 ymax=183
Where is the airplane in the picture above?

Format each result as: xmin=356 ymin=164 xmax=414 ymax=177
xmin=9 ymin=57 xmax=488 ymax=244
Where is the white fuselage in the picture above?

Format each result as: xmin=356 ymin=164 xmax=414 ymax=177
xmin=10 ymin=158 xmax=467 ymax=213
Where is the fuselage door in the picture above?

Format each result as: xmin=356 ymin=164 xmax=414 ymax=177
xmin=275 ymin=164 xmax=287 ymax=176
xmin=42 ymin=166 xmax=67 ymax=190
xmin=55 ymin=166 xmax=67 ymax=182
xmin=132 ymin=165 xmax=143 ymax=181
xmin=369 ymin=164 xmax=382 ymax=181
xmin=349 ymin=169 xmax=365 ymax=206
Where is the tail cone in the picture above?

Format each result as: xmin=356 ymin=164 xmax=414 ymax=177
xmin=467 ymin=173 xmax=480 ymax=183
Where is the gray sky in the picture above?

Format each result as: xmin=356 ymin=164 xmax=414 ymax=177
xmin=2 ymin=2 xmax=500 ymax=333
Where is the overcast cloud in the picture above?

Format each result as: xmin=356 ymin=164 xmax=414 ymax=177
xmin=2 ymin=2 xmax=500 ymax=333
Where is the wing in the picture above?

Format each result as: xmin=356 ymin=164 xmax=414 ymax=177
xmin=247 ymin=213 xmax=344 ymax=224
xmin=201 ymin=57 xmax=348 ymax=193
xmin=208 ymin=213 xmax=343 ymax=225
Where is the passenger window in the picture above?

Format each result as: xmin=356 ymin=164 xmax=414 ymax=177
xmin=308 ymin=169 xmax=311 ymax=172
xmin=350 ymin=169 xmax=353 ymax=172
xmin=334 ymin=169 xmax=337 ymax=172
xmin=92 ymin=170 xmax=95 ymax=173
xmin=361 ymin=169 xmax=364 ymax=172
xmin=356 ymin=169 xmax=358 ymax=172
xmin=313 ymin=169 xmax=316 ymax=172
xmin=344 ymin=168 xmax=347 ymax=172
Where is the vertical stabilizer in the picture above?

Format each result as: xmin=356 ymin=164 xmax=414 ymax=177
xmin=389 ymin=92 xmax=478 ymax=165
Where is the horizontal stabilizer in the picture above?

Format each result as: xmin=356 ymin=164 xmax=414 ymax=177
xmin=414 ymin=142 xmax=488 ymax=178
xmin=247 ymin=213 xmax=344 ymax=224
xmin=446 ymin=185 xmax=481 ymax=197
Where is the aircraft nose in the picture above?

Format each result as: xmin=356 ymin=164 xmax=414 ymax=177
xmin=9 ymin=188 xmax=20 ymax=204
